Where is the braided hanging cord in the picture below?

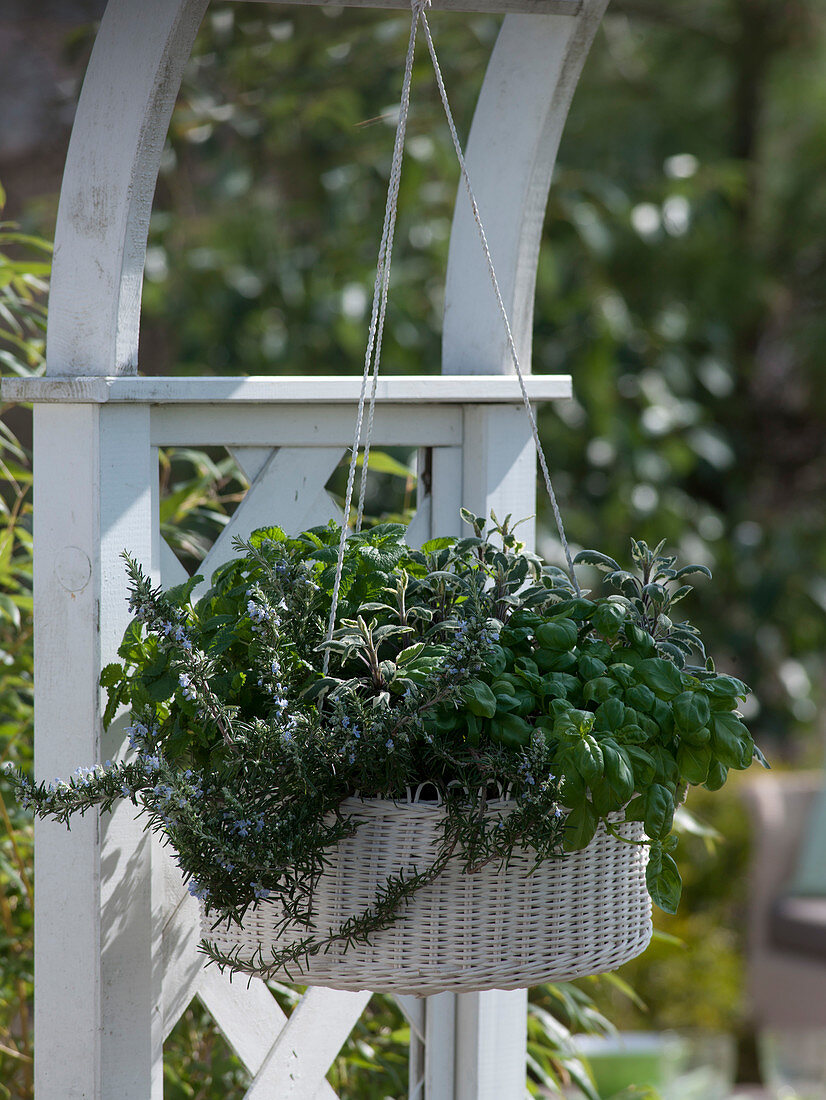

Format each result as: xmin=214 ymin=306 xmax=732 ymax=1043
xmin=418 ymin=9 xmax=581 ymax=596
xmin=323 ymin=1 xmax=424 ymax=673
xmin=324 ymin=0 xmax=581 ymax=669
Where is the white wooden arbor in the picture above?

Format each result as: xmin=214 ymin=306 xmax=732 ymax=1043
xmin=2 ymin=0 xmax=610 ymax=1095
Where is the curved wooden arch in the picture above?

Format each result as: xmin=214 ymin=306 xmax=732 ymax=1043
xmin=443 ymin=1 xmax=609 ymax=376
xmin=46 ymin=0 xmax=208 ymax=376
xmin=47 ymin=0 xmax=608 ymax=381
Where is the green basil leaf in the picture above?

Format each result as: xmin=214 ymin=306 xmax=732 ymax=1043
xmin=536 ymin=618 xmax=579 ymax=652
xmin=563 ymin=802 xmax=599 ymax=851
xmin=639 ymin=657 xmax=684 ymax=699
xmin=673 ymin=690 xmax=711 ymax=733
xmin=490 ymin=713 xmax=532 ymax=748
xmin=677 ymin=741 xmax=712 ymax=785
xmin=644 ymin=783 xmax=675 ymax=840
xmin=591 ymin=602 xmax=626 ymax=638
xmin=646 ymin=849 xmax=682 ymax=913
xmin=462 ymin=680 xmax=497 ymax=719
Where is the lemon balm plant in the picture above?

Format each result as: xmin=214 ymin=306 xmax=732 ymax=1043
xmin=12 ymin=511 xmax=765 ymax=987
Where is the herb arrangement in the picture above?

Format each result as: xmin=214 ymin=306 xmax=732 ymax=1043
xmin=12 ymin=512 xmax=765 ymax=979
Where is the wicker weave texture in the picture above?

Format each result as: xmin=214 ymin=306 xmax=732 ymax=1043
xmin=202 ymin=797 xmax=653 ymax=996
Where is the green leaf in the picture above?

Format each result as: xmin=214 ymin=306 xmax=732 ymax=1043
xmin=753 ymin=743 xmax=771 ymax=769
xmin=549 ymin=597 xmax=597 ymax=620
xmin=594 ymin=696 xmax=626 ymax=731
xmin=643 ymin=784 xmax=675 ymax=840
xmin=535 ymin=618 xmax=578 ymax=652
xmin=570 ymin=734 xmax=604 ymax=786
xmin=144 ymin=671 xmax=178 ymax=702
xmin=583 ymin=676 xmax=622 ymax=704
xmin=624 ymin=744 xmax=656 ymax=786
xmin=638 ymin=657 xmax=683 ymax=699
xmin=563 ymin=801 xmax=598 ymax=851
xmin=624 ymin=622 xmax=656 ymax=655
xmin=420 ymin=536 xmax=455 ymax=553
xmin=704 ymin=674 xmax=749 ymax=700
xmin=578 ymin=655 xmax=607 ymax=680
xmin=674 ymin=565 xmax=712 ymax=581
xmin=676 ymin=741 xmax=711 ymax=784
xmin=704 ymin=760 xmax=728 ymax=791
xmin=594 ymin=741 xmax=635 ymax=807
xmin=591 ymin=601 xmax=626 ymax=638
xmin=100 ymin=663 xmax=124 ymax=689
xmin=646 ymin=848 xmax=682 ymax=913
xmin=573 ymin=549 xmax=621 ymax=573
xmin=673 ymin=690 xmax=711 ymax=733
xmin=102 ymin=682 xmax=126 ymax=728
xmin=711 ymin=711 xmax=753 ymax=769
xmin=490 ymin=713 xmax=532 ymax=748
xmin=355 ymin=449 xmax=414 ymax=479
xmin=461 ymin=680 xmax=497 ymax=719
xmin=625 ymin=684 xmax=655 ymax=713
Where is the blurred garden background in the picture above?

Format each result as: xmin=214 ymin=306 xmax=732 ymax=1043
xmin=1 ymin=0 xmax=826 ymax=1096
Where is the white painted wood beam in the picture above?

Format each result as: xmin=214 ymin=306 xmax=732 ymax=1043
xmin=46 ymin=0 xmax=208 ymax=377
xmin=442 ymin=0 xmax=610 ymax=375
xmin=244 ymin=988 xmax=372 ymax=1100
xmin=192 ymin=446 xmax=344 ymax=596
xmin=196 ymin=968 xmax=291 ymax=1081
xmin=238 ymin=0 xmax=580 ymax=13
xmin=3 ymin=374 xmax=571 ymax=405
xmin=34 ymin=404 xmax=160 ymax=1099
xmin=151 ymin=404 xmax=463 ymax=449
xmin=229 ymin=446 xmax=278 ymax=484
xmin=455 ymin=990 xmax=528 ymax=1100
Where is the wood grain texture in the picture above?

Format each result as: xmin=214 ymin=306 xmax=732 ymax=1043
xmin=34 ymin=404 xmax=159 ymax=1099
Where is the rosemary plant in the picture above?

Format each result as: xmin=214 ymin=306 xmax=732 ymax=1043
xmin=11 ymin=512 xmax=765 ymax=979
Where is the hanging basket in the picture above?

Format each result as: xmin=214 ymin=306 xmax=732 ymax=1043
xmin=201 ymin=795 xmax=653 ymax=996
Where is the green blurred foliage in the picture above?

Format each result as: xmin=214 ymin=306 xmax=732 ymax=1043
xmin=0 ymin=194 xmax=48 ymax=1098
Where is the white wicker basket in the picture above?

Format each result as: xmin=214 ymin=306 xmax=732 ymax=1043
xmin=201 ymin=796 xmax=653 ymax=996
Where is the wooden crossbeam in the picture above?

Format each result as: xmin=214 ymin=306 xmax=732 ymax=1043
xmin=2 ymin=373 xmax=571 ymax=405
xmin=237 ymin=0 xmax=581 ymax=14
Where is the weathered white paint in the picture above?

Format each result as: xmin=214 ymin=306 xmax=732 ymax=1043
xmin=229 ymin=446 xmax=278 ymax=484
xmin=461 ymin=405 xmax=537 ymax=549
xmin=430 ymin=446 xmax=466 ymax=538
xmin=3 ymin=373 xmax=571 ymax=405
xmin=34 ymin=404 xmax=159 ymax=1099
xmin=191 ymin=446 xmax=344 ymax=598
xmin=443 ymin=1 xmax=610 ymax=376
xmin=150 ymin=403 xmax=464 ymax=449
xmin=455 ymin=990 xmax=529 ymax=1100
xmin=46 ymin=0 xmax=208 ymax=376
xmin=244 ymin=988 xmax=372 ymax=1100
xmin=197 ymin=968 xmax=290 ymax=1081
xmin=425 ymin=993 xmax=457 ymax=1096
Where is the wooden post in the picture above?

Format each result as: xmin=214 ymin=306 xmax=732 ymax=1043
xmin=34 ymin=403 xmax=158 ymax=1098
